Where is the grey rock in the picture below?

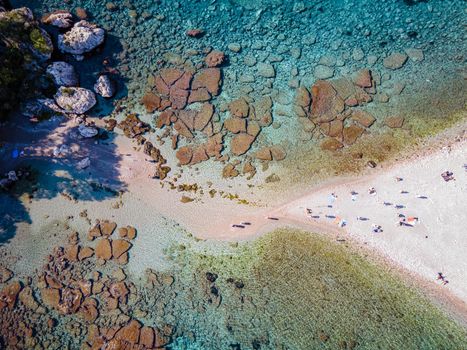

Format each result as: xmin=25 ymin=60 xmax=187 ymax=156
xmin=94 ymin=75 xmax=116 ymax=98
xmin=46 ymin=61 xmax=79 ymax=87
xmin=228 ymin=43 xmax=242 ymax=53
xmin=257 ymin=62 xmax=275 ymax=78
xmin=383 ymin=52 xmax=408 ymax=70
xmin=78 ymin=124 xmax=98 ymax=138
xmin=54 ymin=87 xmax=96 ymax=114
xmin=314 ymin=65 xmax=334 ymax=79
xmin=76 ymin=157 xmax=91 ymax=170
xmin=404 ymin=48 xmax=424 ymax=62
xmin=21 ymin=98 xmax=64 ymax=118
xmin=58 ymin=20 xmax=105 ymax=55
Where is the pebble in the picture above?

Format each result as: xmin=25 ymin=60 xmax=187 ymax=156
xmin=228 ymin=43 xmax=242 ymax=53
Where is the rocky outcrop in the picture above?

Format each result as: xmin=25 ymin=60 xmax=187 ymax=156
xmin=58 ymin=20 xmax=105 ymax=55
xmin=0 ymin=7 xmax=53 ymax=118
xmin=54 ymin=87 xmax=96 ymax=114
xmin=46 ymin=61 xmax=79 ymax=87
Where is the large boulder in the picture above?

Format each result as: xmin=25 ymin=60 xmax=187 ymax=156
xmin=46 ymin=61 xmax=79 ymax=87
xmin=54 ymin=87 xmax=96 ymax=114
xmin=58 ymin=20 xmax=105 ymax=55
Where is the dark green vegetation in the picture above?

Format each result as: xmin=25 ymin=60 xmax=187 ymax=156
xmin=170 ymin=229 xmax=467 ymax=349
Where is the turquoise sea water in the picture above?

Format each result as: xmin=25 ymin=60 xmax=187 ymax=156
xmin=1 ymin=0 xmax=467 ymax=349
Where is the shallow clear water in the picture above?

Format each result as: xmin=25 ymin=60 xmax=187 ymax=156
xmin=1 ymin=0 xmax=467 ymax=349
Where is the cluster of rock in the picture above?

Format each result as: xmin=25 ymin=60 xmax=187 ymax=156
xmin=0 ymin=6 xmax=54 ymax=118
xmin=117 ymin=114 xmax=171 ymax=180
xmin=6 ymin=6 xmax=117 ymax=122
xmin=294 ymin=68 xmax=405 ymax=151
xmin=140 ymin=53 xmax=287 ymax=180
xmin=0 ymin=221 xmax=175 ymax=349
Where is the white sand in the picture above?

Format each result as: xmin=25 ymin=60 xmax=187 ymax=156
xmin=198 ymin=139 xmax=467 ymax=305
xmin=3 ymin=117 xmax=466 ymax=310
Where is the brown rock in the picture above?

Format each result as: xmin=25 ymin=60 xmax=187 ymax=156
xmin=194 ymin=103 xmax=214 ymax=131
xmin=351 ymin=110 xmax=376 ymax=128
xmin=295 ymin=86 xmax=311 ymax=108
xmin=160 ymin=68 xmax=184 ymax=87
xmin=228 ymin=98 xmax=249 ymax=118
xmin=192 ymin=68 xmax=222 ymax=96
xmin=174 ymin=120 xmax=194 ymax=139
xmin=57 ymin=288 xmax=82 ymax=314
xmin=224 ymin=117 xmax=247 ymax=134
xmin=320 ymin=138 xmax=344 ymax=151
xmin=191 ymin=146 xmax=209 ymax=164
xmin=45 ymin=275 xmax=62 ymax=289
xmin=352 ymin=69 xmax=373 ymax=88
xmin=88 ymin=224 xmax=102 ymax=239
xmin=155 ymin=75 xmax=170 ymax=96
xmin=158 ymin=110 xmax=176 ymax=129
xmin=270 ymin=145 xmax=287 ymax=161
xmin=246 ymin=120 xmax=261 ymax=137
xmin=126 ymin=226 xmax=137 ymax=240
xmin=79 ymin=297 xmax=99 ymax=323
xmin=40 ymin=287 xmax=60 ymax=309
xmin=255 ymin=147 xmax=273 ymax=161
xmin=109 ymin=281 xmax=129 ymax=302
xmin=141 ymin=92 xmax=161 ymax=113
xmin=174 ymin=71 xmax=193 ymax=90
xmin=115 ymin=320 xmax=141 ymax=344
xmin=310 ymin=80 xmax=345 ymax=123
xmin=95 ymin=238 xmax=112 ymax=260
xmin=65 ymin=244 xmax=79 ymax=262
xmin=100 ymin=221 xmax=117 ymax=236
xmin=117 ymin=253 xmax=129 ymax=265
xmin=345 ymin=97 xmax=358 ymax=107
xmin=0 ymin=281 xmax=22 ymax=309
xmin=111 ymin=239 xmax=132 ymax=259
xmin=19 ymin=286 xmax=39 ymax=311
xmin=176 ymin=146 xmax=193 ymax=165
xmin=118 ymin=227 xmax=128 ymax=238
xmin=343 ymin=125 xmax=364 ymax=145
xmin=222 ymin=163 xmax=239 ymax=178
xmin=205 ymin=134 xmax=224 ymax=158
xmin=385 ymin=116 xmax=404 ymax=128
xmin=0 ymin=266 xmax=13 ymax=283
xmin=78 ymin=246 xmax=94 ymax=260
xmin=169 ymin=86 xmax=189 ymax=110
xmin=188 ymin=88 xmax=211 ymax=103
xmin=205 ymin=50 xmax=225 ymax=67
xmin=186 ymin=28 xmax=204 ymax=38
xmin=231 ymin=133 xmax=255 ymax=155
xmin=140 ymin=326 xmax=155 ymax=348
xmin=383 ymin=52 xmax=408 ymax=70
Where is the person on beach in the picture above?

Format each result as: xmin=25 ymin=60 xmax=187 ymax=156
xmin=441 ymin=171 xmax=454 ymax=182
xmin=328 ymin=193 xmax=337 ymax=207
xmin=368 ymin=187 xmax=376 ymax=195
xmin=396 ymin=177 xmax=403 ymax=182
xmin=351 ymin=191 xmax=358 ymax=201
xmin=372 ymin=224 xmax=383 ymax=233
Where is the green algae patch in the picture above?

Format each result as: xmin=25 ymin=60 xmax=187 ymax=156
xmin=170 ymin=229 xmax=467 ymax=349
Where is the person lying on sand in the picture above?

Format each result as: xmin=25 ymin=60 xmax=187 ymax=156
xmin=231 ymin=224 xmax=245 ymax=229
xmin=368 ymin=187 xmax=377 ymax=195
xmin=372 ymin=224 xmax=383 ymax=233
xmin=396 ymin=177 xmax=404 ymax=182
xmin=441 ymin=171 xmax=455 ymax=182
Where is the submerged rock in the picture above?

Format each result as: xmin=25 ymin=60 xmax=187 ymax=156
xmin=54 ymin=87 xmax=96 ymax=114
xmin=94 ymin=75 xmax=116 ymax=98
xmin=46 ymin=61 xmax=79 ymax=87
xmin=58 ymin=20 xmax=105 ymax=55
xmin=383 ymin=52 xmax=408 ymax=70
